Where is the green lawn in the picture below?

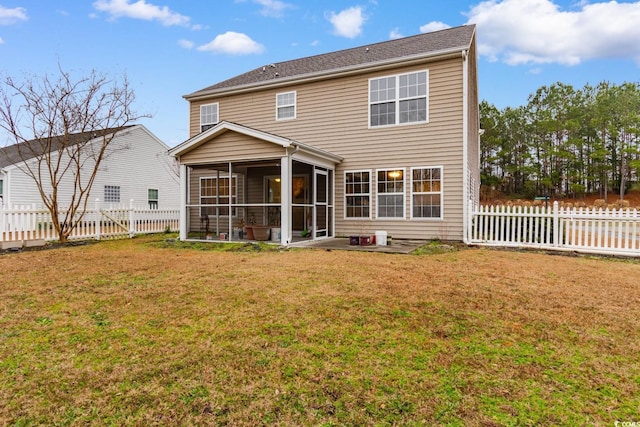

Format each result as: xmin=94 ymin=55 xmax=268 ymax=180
xmin=1 ymin=235 xmax=638 ymax=425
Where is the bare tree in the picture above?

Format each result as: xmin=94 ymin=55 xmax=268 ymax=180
xmin=0 ymin=66 xmax=148 ymax=243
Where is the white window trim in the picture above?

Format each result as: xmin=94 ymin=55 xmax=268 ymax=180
xmin=368 ymin=70 xmax=429 ymax=129
xmin=200 ymin=102 xmax=219 ymax=132
xmin=344 ymin=169 xmax=372 ymax=220
xmin=375 ymin=168 xmax=406 ymax=220
xmin=200 ymin=175 xmax=238 ymax=217
xmin=410 ymin=166 xmax=443 ymax=220
xmin=276 ymin=91 xmax=296 ymax=121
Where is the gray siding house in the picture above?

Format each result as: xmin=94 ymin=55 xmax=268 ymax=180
xmin=169 ymin=25 xmax=480 ymax=244
xmin=0 ymin=125 xmax=179 ymax=210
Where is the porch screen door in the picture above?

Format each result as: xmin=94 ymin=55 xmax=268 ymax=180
xmin=314 ymin=169 xmax=329 ymax=238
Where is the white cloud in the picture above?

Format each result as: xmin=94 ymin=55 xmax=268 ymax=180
xmin=0 ymin=5 xmax=28 ymax=25
xmin=93 ymin=0 xmax=191 ymax=27
xmin=197 ymin=31 xmax=264 ymax=55
xmin=254 ymin=0 xmax=294 ymax=18
xmin=389 ymin=28 xmax=403 ymax=39
xmin=326 ymin=6 xmax=366 ymax=38
xmin=465 ymin=0 xmax=640 ymax=66
xmin=419 ymin=21 xmax=450 ymax=34
xmin=178 ymin=39 xmax=194 ymax=49
xmin=0 ymin=37 xmax=4 ymax=44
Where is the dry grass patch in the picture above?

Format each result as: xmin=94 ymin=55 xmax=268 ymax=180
xmin=1 ymin=235 xmax=639 ymax=425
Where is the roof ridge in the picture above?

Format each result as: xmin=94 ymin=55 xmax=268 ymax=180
xmin=269 ymin=24 xmax=474 ymax=68
xmin=0 ymin=125 xmax=135 ymax=168
xmin=185 ymin=24 xmax=475 ymax=98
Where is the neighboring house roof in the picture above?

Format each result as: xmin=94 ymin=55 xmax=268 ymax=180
xmin=0 ymin=126 xmax=134 ymax=169
xmin=185 ymin=24 xmax=476 ymax=99
xmin=169 ymin=120 xmax=343 ymax=164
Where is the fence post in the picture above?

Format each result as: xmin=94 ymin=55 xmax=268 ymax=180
xmin=95 ymin=198 xmax=101 ymax=241
xmin=465 ymin=199 xmax=473 ymax=244
xmin=552 ymin=201 xmax=559 ymax=247
xmin=129 ymin=199 xmax=135 ymax=237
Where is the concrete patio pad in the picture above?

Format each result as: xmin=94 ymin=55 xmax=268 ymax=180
xmin=291 ymin=237 xmax=430 ymax=254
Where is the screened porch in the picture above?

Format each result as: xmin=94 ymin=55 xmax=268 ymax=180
xmin=182 ymin=158 xmax=335 ymax=245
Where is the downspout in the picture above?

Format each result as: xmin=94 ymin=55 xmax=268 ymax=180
xmin=461 ymin=49 xmax=470 ymax=244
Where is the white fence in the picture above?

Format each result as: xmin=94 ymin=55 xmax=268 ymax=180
xmin=0 ymin=200 xmax=179 ymax=243
xmin=467 ymin=201 xmax=640 ymax=257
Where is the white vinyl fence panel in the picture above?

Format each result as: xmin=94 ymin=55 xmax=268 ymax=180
xmin=467 ymin=201 xmax=640 ymax=257
xmin=0 ymin=200 xmax=179 ymax=243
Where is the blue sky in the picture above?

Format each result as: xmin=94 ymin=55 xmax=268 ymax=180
xmin=1 ymin=0 xmax=639 ymax=147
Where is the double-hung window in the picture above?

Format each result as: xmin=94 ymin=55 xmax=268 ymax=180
xmin=411 ymin=167 xmax=442 ymax=219
xmin=377 ymin=169 xmax=405 ymax=218
xmin=148 ymin=189 xmax=158 ymax=209
xmin=369 ymin=70 xmax=428 ymax=127
xmin=200 ymin=103 xmax=219 ymax=132
xmin=345 ymin=171 xmax=371 ymax=219
xmin=276 ymin=91 xmax=296 ymax=120
xmin=200 ymin=176 xmax=237 ymax=217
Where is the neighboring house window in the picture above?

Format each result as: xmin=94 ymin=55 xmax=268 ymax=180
xmin=104 ymin=185 xmax=120 ymax=203
xmin=200 ymin=103 xmax=219 ymax=132
xmin=345 ymin=170 xmax=371 ymax=219
xmin=369 ymin=70 xmax=428 ymax=127
xmin=148 ymin=189 xmax=158 ymax=209
xmin=200 ymin=176 xmax=237 ymax=217
xmin=276 ymin=91 xmax=296 ymax=120
xmin=0 ymin=178 xmax=3 ymax=204
xmin=377 ymin=169 xmax=405 ymax=218
xmin=411 ymin=167 xmax=442 ymax=219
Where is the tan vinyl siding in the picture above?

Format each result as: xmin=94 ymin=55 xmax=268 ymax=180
xmin=180 ymin=131 xmax=286 ymax=165
xmin=465 ymin=37 xmax=481 ymax=205
xmin=187 ymin=56 xmax=468 ymax=240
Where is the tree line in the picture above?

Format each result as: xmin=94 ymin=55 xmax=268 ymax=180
xmin=480 ymin=81 xmax=640 ymax=200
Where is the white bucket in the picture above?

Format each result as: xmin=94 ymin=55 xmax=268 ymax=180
xmin=375 ymin=230 xmax=387 ymax=246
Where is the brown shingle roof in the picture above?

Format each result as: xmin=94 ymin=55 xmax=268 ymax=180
xmin=0 ymin=126 xmax=133 ymax=169
xmin=185 ymin=24 xmax=475 ymax=99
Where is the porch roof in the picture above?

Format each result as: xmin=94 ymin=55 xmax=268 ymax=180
xmin=168 ymin=121 xmax=343 ymax=165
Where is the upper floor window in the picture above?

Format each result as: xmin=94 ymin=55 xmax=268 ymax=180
xmin=276 ymin=91 xmax=296 ymax=120
xmin=369 ymin=70 xmax=428 ymax=127
xmin=200 ymin=103 xmax=219 ymax=132
xmin=104 ymin=185 xmax=120 ymax=203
